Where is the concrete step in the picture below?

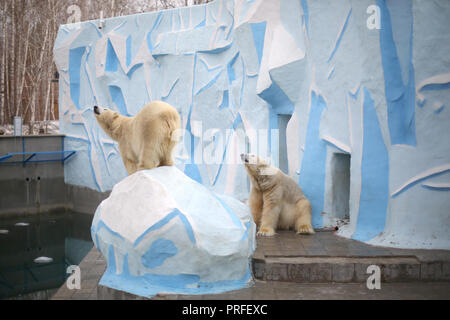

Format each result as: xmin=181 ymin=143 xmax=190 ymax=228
xmin=252 ymin=256 xmax=448 ymax=283
xmin=251 ymin=232 xmax=450 ymax=283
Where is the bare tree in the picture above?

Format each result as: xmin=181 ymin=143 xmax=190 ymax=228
xmin=0 ymin=0 xmax=212 ymax=131
xmin=0 ymin=1 xmax=7 ymax=125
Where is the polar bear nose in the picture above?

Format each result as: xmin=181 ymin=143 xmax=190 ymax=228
xmin=240 ymin=154 xmax=249 ymax=163
xmin=94 ymin=106 xmax=100 ymax=115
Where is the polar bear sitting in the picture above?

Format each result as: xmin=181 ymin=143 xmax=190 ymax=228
xmin=241 ymin=153 xmax=315 ymax=236
xmin=94 ymin=101 xmax=181 ymax=175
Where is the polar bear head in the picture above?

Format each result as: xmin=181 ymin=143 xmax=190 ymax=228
xmin=93 ymin=106 xmax=122 ymax=140
xmin=240 ymin=153 xmax=278 ymax=176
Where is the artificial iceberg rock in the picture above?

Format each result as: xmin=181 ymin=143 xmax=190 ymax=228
xmin=91 ymin=166 xmax=256 ymax=298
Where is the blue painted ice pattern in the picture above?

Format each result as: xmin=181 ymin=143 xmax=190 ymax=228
xmin=142 ymin=239 xmax=178 ymax=269
xmin=105 ymin=40 xmax=119 ymax=72
xmin=109 ymin=86 xmax=129 ymax=116
xmin=299 ymin=92 xmax=327 ymax=228
xmin=378 ymin=0 xmax=416 ymax=146
xmin=327 ymin=8 xmax=352 ymax=63
xmin=352 ymin=88 xmax=389 ymax=242
xmin=250 ymin=22 xmax=266 ymax=64
xmin=68 ymin=46 xmax=85 ymax=110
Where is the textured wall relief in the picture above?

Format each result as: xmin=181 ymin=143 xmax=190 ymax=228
xmin=55 ymin=0 xmax=450 ymax=249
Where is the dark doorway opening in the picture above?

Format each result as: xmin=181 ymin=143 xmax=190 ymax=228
xmin=330 ymin=153 xmax=350 ymax=220
xmin=278 ymin=114 xmax=291 ymax=175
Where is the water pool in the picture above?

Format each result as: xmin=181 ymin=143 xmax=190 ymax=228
xmin=0 ymin=211 xmax=93 ymax=299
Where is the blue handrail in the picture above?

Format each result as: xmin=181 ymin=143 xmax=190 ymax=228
xmin=0 ymin=136 xmax=76 ymax=166
xmin=0 ymin=150 xmax=76 ymax=165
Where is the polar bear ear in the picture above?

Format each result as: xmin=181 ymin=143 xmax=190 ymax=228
xmin=112 ymin=112 xmax=119 ymax=119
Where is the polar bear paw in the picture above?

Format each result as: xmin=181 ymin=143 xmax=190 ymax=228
xmin=257 ymin=227 xmax=276 ymax=237
xmin=296 ymin=224 xmax=315 ymax=235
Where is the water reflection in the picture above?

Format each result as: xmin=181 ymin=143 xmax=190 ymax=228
xmin=0 ymin=211 xmax=93 ymax=299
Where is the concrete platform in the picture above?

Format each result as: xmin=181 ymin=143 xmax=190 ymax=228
xmin=51 ymin=231 xmax=450 ymax=300
xmin=253 ymin=231 xmax=450 ymax=283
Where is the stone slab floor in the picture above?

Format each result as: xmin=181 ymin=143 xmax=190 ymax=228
xmin=52 ymin=231 xmax=450 ymax=300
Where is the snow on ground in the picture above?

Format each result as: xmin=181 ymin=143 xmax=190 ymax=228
xmin=0 ymin=120 xmax=60 ymax=136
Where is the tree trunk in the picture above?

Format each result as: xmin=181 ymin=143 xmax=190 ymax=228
xmin=5 ymin=18 xmax=11 ymax=124
xmin=16 ymin=23 xmax=31 ymax=118
xmin=10 ymin=0 xmax=16 ymax=118
xmin=25 ymin=20 xmax=49 ymax=133
xmin=0 ymin=1 xmax=7 ymax=125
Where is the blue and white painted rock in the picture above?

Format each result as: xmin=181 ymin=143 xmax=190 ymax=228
xmin=91 ymin=166 xmax=256 ymax=298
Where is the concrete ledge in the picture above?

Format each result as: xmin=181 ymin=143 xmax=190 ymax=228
xmin=264 ymin=256 xmax=420 ymax=264
xmin=253 ymin=255 xmax=450 ymax=283
xmin=251 ymin=231 xmax=450 ymax=283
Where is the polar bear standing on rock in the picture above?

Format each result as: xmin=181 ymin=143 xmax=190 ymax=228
xmin=94 ymin=101 xmax=181 ymax=175
xmin=241 ymin=153 xmax=315 ymax=236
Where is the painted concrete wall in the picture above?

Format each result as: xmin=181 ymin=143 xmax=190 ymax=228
xmin=54 ymin=0 xmax=450 ymax=249
xmin=0 ymin=136 xmax=110 ymax=215
xmin=0 ymin=135 xmax=68 ymax=215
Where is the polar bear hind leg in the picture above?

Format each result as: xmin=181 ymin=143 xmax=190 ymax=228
xmin=159 ymin=155 xmax=173 ymax=167
xmin=158 ymin=140 xmax=176 ymax=166
xmin=294 ymin=198 xmax=315 ymax=235
xmin=123 ymin=158 xmax=138 ymax=175
xmin=137 ymin=142 xmax=162 ymax=171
